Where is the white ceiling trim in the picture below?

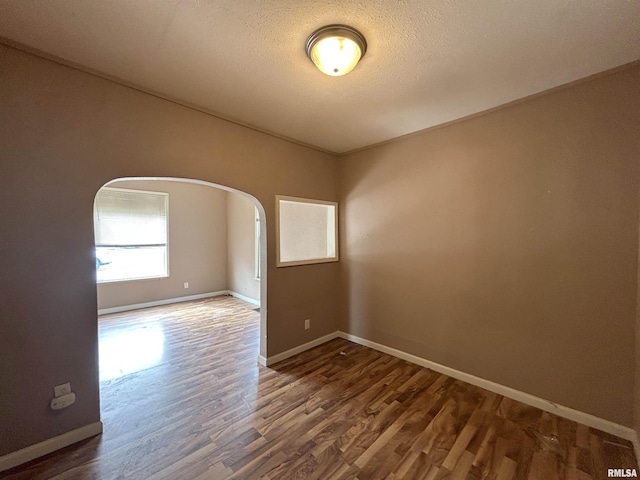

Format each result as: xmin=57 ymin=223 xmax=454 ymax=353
xmin=0 ymin=37 xmax=338 ymax=156
xmin=4 ymin=37 xmax=637 ymax=158
xmin=1 ymin=1 xmax=638 ymax=154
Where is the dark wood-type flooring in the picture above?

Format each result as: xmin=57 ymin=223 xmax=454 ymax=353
xmin=3 ymin=296 xmax=637 ymax=479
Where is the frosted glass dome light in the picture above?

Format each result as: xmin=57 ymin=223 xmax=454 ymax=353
xmin=305 ymin=25 xmax=367 ymax=77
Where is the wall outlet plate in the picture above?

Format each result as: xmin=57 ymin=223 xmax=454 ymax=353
xmin=304 ymin=319 xmax=310 ymax=330
xmin=184 ymin=282 xmax=189 ymax=289
xmin=51 ymin=392 xmax=76 ymax=410
xmin=54 ymin=382 xmax=71 ymax=398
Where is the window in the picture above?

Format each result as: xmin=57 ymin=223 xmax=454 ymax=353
xmin=255 ymin=206 xmax=261 ymax=279
xmin=94 ymin=187 xmax=168 ymax=282
xmin=276 ymin=195 xmax=338 ymax=267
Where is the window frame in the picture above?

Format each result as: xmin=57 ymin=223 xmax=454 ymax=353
xmin=94 ymin=186 xmax=170 ymax=284
xmin=275 ymin=195 xmax=339 ymax=268
xmin=254 ymin=206 xmax=261 ymax=280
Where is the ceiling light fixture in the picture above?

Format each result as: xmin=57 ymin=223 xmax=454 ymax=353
xmin=305 ymin=25 xmax=367 ymax=77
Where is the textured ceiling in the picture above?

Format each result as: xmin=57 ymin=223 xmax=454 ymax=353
xmin=1 ymin=1 xmax=639 ymax=154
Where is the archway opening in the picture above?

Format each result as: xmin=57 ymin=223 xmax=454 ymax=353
xmin=92 ymin=176 xmax=267 ymax=383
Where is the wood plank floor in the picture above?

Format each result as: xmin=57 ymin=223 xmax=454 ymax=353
xmin=2 ymin=296 xmax=637 ymax=479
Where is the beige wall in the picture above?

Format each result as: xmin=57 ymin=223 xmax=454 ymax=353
xmin=227 ymin=192 xmax=260 ymax=302
xmin=1 ymin=38 xmax=639 ymax=461
xmin=0 ymin=44 xmax=339 ymax=456
xmin=636 ymin=184 xmax=640 ymax=440
xmin=97 ymin=179 xmax=228 ymax=309
xmin=339 ymin=65 xmax=640 ymax=426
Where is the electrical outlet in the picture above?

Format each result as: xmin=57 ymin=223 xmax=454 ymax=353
xmin=304 ymin=319 xmax=310 ymax=330
xmin=54 ymin=382 xmax=71 ymax=398
xmin=51 ymin=392 xmax=76 ymax=410
xmin=184 ymin=282 xmax=189 ymax=289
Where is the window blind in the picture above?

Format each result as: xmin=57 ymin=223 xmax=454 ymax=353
xmin=276 ymin=196 xmax=338 ymax=266
xmin=94 ymin=188 xmax=167 ymax=247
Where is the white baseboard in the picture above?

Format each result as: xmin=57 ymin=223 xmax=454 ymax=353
xmin=227 ymin=291 xmax=260 ymax=306
xmin=3 ymin=337 xmax=635 ymax=474
xmin=261 ymin=329 xmax=636 ymax=441
xmin=337 ymin=331 xmax=637 ymax=442
xmin=264 ymin=332 xmax=340 ymax=366
xmin=0 ymin=421 xmax=103 ymax=473
xmin=98 ymin=291 xmax=229 ymax=315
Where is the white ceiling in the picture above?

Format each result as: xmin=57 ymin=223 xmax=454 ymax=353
xmin=1 ymin=1 xmax=639 ymax=154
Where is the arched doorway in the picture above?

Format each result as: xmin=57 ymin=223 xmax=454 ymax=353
xmin=93 ymin=176 xmax=267 ymax=380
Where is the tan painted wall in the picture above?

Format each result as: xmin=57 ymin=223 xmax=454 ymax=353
xmin=1 ymin=38 xmax=638 ymax=460
xmin=0 ymin=44 xmax=339 ymax=456
xmin=227 ymin=192 xmax=260 ymax=302
xmin=635 ymin=182 xmax=640 ymax=440
xmin=97 ymin=179 xmax=228 ymax=309
xmin=339 ymin=65 xmax=640 ymax=426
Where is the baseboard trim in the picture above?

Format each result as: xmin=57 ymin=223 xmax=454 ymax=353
xmin=265 ymin=332 xmax=340 ymax=366
xmin=98 ymin=291 xmax=229 ymax=315
xmin=227 ymin=291 xmax=260 ymax=306
xmin=0 ymin=421 xmax=103 ymax=473
xmin=258 ymin=355 xmax=267 ymax=366
xmin=337 ymin=331 xmax=636 ymax=442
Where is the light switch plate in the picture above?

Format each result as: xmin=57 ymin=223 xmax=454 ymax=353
xmin=54 ymin=382 xmax=71 ymax=398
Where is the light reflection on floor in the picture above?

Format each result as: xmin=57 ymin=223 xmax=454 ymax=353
xmin=99 ymin=324 xmax=165 ymax=381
